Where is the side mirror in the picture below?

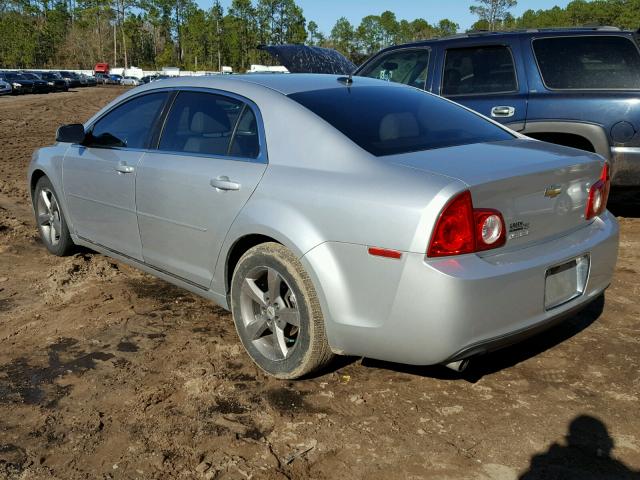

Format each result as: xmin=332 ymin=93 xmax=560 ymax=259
xmin=56 ymin=123 xmax=85 ymax=144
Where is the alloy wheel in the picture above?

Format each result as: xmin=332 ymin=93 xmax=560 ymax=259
xmin=238 ymin=266 xmax=301 ymax=361
xmin=36 ymin=187 xmax=62 ymax=247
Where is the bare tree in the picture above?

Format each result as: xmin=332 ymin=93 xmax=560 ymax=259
xmin=113 ymin=0 xmax=129 ymax=68
xmin=469 ymin=0 xmax=517 ymax=31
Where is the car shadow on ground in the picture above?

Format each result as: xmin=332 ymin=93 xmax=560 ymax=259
xmin=519 ymin=414 xmax=640 ymax=479
xmin=355 ymin=294 xmax=605 ymax=383
xmin=608 ymin=187 xmax=640 ymax=218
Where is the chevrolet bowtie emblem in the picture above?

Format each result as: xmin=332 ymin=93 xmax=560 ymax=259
xmin=544 ymin=185 xmax=562 ymax=198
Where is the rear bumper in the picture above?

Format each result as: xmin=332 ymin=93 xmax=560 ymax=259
xmin=302 ymin=212 xmax=619 ymax=365
xmin=441 ymin=295 xmax=601 ymax=363
xmin=611 ymin=146 xmax=640 ymax=186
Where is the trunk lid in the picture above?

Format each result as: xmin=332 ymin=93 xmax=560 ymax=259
xmin=391 ymin=139 xmax=605 ymax=250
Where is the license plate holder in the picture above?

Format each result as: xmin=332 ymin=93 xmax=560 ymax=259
xmin=544 ymin=255 xmax=590 ymax=310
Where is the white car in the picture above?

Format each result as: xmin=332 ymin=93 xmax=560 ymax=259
xmin=120 ymin=76 xmax=141 ymax=86
xmin=0 ymin=79 xmax=12 ymax=95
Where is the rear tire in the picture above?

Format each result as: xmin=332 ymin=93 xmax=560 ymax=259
xmin=33 ymin=176 xmax=75 ymax=256
xmin=231 ymin=242 xmax=333 ymax=379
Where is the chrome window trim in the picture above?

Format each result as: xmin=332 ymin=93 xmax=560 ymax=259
xmin=441 ymin=43 xmax=519 ymax=98
xmin=357 ymin=46 xmax=432 ymax=91
xmin=82 ymin=86 xmax=269 ymax=165
xmin=531 ymin=34 xmax=640 ymax=92
xmin=145 ymin=149 xmax=267 ymax=165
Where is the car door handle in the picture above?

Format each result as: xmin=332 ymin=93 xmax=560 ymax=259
xmin=491 ymin=106 xmax=516 ymax=118
xmin=114 ymin=162 xmax=135 ymax=174
xmin=210 ymin=176 xmax=241 ymax=191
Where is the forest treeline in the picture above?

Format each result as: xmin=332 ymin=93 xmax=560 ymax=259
xmin=1 ymin=0 xmax=639 ymax=71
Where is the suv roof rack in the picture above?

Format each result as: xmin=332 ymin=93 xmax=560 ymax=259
xmin=395 ymin=25 xmax=629 ymax=49
xmin=446 ymin=25 xmax=624 ymax=40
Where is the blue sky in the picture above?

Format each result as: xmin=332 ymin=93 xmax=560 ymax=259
xmin=204 ymin=0 xmax=573 ymax=33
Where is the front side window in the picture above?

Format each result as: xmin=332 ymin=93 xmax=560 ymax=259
xmin=533 ymin=36 xmax=640 ymax=89
xmin=443 ymin=45 xmax=517 ymax=96
xmin=159 ymin=91 xmax=258 ymax=158
xmin=359 ymin=49 xmax=430 ymax=89
xmin=289 ymin=86 xmax=514 ymax=157
xmin=89 ymin=92 xmax=168 ymax=149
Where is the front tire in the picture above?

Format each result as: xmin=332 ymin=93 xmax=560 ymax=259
xmin=231 ymin=242 xmax=333 ymax=379
xmin=33 ymin=177 xmax=74 ymax=256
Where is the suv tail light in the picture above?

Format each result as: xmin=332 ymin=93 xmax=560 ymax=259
xmin=585 ymin=163 xmax=610 ymax=220
xmin=427 ymin=190 xmax=506 ymax=258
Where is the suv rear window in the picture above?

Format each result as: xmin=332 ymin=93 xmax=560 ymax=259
xmin=443 ymin=45 xmax=517 ymax=96
xmin=533 ymin=36 xmax=640 ymax=90
xmin=289 ymin=86 xmax=514 ymax=157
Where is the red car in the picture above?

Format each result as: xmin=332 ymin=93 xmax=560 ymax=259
xmin=94 ymin=63 xmax=110 ymax=75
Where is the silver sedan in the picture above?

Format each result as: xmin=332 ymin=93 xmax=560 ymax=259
xmin=28 ymin=74 xmax=618 ymax=378
xmin=120 ymin=76 xmax=141 ymax=86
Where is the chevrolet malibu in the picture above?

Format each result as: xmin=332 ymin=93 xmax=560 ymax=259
xmin=28 ymin=74 xmax=618 ymax=378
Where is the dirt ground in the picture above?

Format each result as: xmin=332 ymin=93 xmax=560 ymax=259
xmin=0 ymin=87 xmax=639 ymax=480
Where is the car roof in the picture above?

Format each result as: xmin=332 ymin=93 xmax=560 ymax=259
xmin=375 ymin=26 xmax=635 ymax=52
xmin=141 ymin=73 xmax=401 ymax=96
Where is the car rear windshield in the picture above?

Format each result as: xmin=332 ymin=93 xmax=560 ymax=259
xmin=288 ymin=85 xmax=514 ymax=156
xmin=533 ymin=36 xmax=640 ymax=90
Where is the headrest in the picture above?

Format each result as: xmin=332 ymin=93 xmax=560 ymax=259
xmin=445 ymin=69 xmax=462 ymax=88
xmin=379 ymin=112 xmax=420 ymax=141
xmin=190 ymin=108 xmax=230 ymax=134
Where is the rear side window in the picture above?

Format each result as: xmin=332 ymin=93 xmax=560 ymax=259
xmin=533 ymin=36 xmax=640 ymax=90
xmin=89 ymin=92 xmax=168 ymax=149
xmin=289 ymin=86 xmax=514 ymax=157
xmin=443 ymin=45 xmax=517 ymax=96
xmin=229 ymin=107 xmax=260 ymax=158
xmin=359 ymin=49 xmax=430 ymax=90
xmin=159 ymin=91 xmax=246 ymax=157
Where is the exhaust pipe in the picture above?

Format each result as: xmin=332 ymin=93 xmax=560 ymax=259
xmin=445 ymin=359 xmax=470 ymax=373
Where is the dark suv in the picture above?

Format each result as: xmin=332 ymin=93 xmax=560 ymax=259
xmin=354 ymin=27 xmax=640 ymax=186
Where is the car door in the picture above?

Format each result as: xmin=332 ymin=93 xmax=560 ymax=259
xmin=358 ymin=47 xmax=432 ymax=90
xmin=434 ymin=42 xmax=528 ymax=131
xmin=136 ymin=90 xmax=267 ymax=288
xmin=62 ymin=91 xmax=170 ymax=260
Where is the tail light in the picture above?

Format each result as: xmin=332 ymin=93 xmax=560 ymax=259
xmin=474 ymin=209 xmax=507 ymax=251
xmin=585 ymin=163 xmax=610 ymax=220
xmin=427 ymin=190 xmax=506 ymax=257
